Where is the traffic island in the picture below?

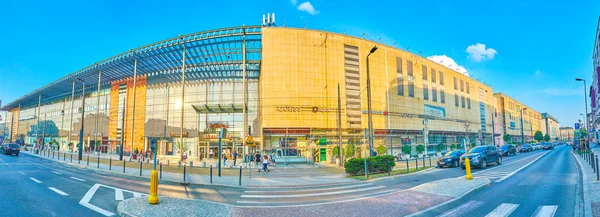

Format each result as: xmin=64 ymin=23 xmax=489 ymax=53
xmin=117 ymin=196 xmax=233 ymax=217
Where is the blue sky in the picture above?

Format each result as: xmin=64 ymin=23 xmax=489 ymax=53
xmin=0 ymin=0 xmax=598 ymax=126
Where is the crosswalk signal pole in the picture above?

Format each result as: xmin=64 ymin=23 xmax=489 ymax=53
xmin=148 ymin=139 xmax=159 ymax=204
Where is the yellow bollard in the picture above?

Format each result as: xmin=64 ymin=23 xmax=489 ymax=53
xmin=465 ymin=158 xmax=473 ymax=180
xmin=148 ymin=170 xmax=159 ymax=204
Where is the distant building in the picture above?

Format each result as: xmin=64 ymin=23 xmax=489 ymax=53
xmin=591 ymin=16 xmax=600 ymax=142
xmin=541 ymin=113 xmax=560 ymax=141
xmin=559 ymin=127 xmax=575 ymax=141
xmin=494 ymin=93 xmax=542 ymax=143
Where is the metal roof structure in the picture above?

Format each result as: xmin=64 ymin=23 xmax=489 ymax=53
xmin=1 ymin=25 xmax=262 ymax=111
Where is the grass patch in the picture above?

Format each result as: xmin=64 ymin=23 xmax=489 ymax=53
xmin=350 ymin=166 xmax=433 ymax=181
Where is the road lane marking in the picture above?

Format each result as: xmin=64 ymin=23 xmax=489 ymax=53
xmin=18 ymin=171 xmax=25 ymax=175
xmin=52 ymin=171 xmax=62 ymax=175
xmin=532 ymin=206 xmax=558 ymax=217
xmin=437 ymin=200 xmax=484 ymax=217
xmin=79 ymin=184 xmax=115 ymax=216
xmin=241 ymin=186 xmax=385 ymax=198
xmin=133 ymin=192 xmax=143 ymax=198
xmin=485 ymin=203 xmax=519 ymax=217
xmin=115 ymin=189 xmax=124 ymax=201
xmin=49 ymin=187 xmax=69 ymax=196
xmin=244 ymin=183 xmax=374 ymax=193
xmin=495 ymin=150 xmax=551 ymax=183
xmin=70 ymin=177 xmax=85 ymax=182
xmin=29 ymin=177 xmax=42 ymax=183
xmin=236 ymin=189 xmax=398 ymax=204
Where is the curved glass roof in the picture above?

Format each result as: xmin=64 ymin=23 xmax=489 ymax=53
xmin=2 ymin=25 xmax=262 ymax=111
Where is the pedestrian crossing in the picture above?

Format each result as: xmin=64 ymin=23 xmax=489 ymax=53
xmin=435 ymin=201 xmax=559 ymax=217
xmin=237 ymin=182 xmax=392 ymax=206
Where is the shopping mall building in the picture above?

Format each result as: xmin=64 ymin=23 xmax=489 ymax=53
xmin=0 ymin=23 xmax=497 ymax=162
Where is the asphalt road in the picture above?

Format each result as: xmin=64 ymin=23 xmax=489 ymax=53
xmin=0 ymin=147 xmax=556 ymax=216
xmin=413 ymin=145 xmax=581 ymax=217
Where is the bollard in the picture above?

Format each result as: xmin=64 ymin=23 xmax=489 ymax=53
xmin=123 ymin=160 xmax=126 ymax=173
xmin=422 ymin=155 xmax=426 ymax=168
xmin=97 ymin=156 xmax=100 ymax=168
xmin=179 ymin=161 xmax=181 ymax=167
xmin=168 ymin=160 xmax=170 ymax=165
xmin=596 ymin=156 xmax=599 ymax=181
xmin=64 ymin=153 xmax=66 ymax=161
xmin=429 ymin=156 xmax=432 ymax=167
xmin=248 ymin=163 xmax=252 ymax=178
xmin=71 ymin=153 xmax=73 ymax=162
xmin=139 ymin=162 xmax=143 ymax=176
xmin=203 ymin=162 xmax=207 ymax=168
xmin=52 ymin=151 xmax=54 ymax=159
xmin=190 ymin=161 xmax=193 ymax=167
xmin=406 ymin=160 xmax=409 ymax=173
xmin=465 ymin=158 xmax=473 ymax=180
xmin=109 ymin=158 xmax=112 ymax=171
xmin=160 ymin=163 xmax=163 ymax=179
xmin=593 ymin=153 xmax=596 ymax=171
xmin=239 ymin=166 xmax=243 ymax=186
xmin=148 ymin=168 xmax=159 ymax=204
xmin=210 ymin=165 xmax=213 ymax=183
xmin=87 ymin=155 xmax=90 ymax=166
xmin=415 ymin=157 xmax=419 ymax=170
xmin=183 ymin=165 xmax=187 ymax=182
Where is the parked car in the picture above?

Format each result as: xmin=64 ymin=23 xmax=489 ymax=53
xmin=520 ymin=144 xmax=533 ymax=152
xmin=437 ymin=150 xmax=465 ymax=168
xmin=0 ymin=143 xmax=20 ymax=156
xmin=543 ymin=142 xmax=554 ymax=150
xmin=500 ymin=144 xmax=517 ymax=156
xmin=460 ymin=145 xmax=502 ymax=169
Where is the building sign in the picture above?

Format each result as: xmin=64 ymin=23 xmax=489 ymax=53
xmin=575 ymin=123 xmax=581 ymax=130
xmin=276 ymin=106 xmax=332 ymax=113
xmin=424 ymin=105 xmax=446 ymax=117
xmin=208 ymin=122 xmax=229 ymax=129
xmin=169 ymin=132 xmax=189 ymax=137
xmin=401 ymin=138 xmax=412 ymax=145
xmin=509 ymin=121 xmax=516 ymax=130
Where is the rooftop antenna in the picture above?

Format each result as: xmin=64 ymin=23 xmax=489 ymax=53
xmin=267 ymin=13 xmax=271 ymax=27
xmin=272 ymin=13 xmax=276 ymax=26
xmin=262 ymin=14 xmax=266 ymax=27
xmin=344 ymin=29 xmax=347 ymax=35
xmin=392 ymin=42 xmax=396 ymax=48
xmin=304 ymin=22 xmax=307 ymax=28
xmin=407 ymin=46 xmax=410 ymax=51
xmin=362 ymin=33 xmax=366 ymax=39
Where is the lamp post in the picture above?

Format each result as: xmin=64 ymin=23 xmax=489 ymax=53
xmin=76 ymin=78 xmax=86 ymax=161
xmin=576 ymin=78 xmax=590 ymax=148
xmin=366 ymin=45 xmax=378 ymax=157
xmin=520 ymin=108 xmax=527 ymax=145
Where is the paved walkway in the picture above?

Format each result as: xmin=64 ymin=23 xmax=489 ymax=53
xmin=117 ymin=177 xmax=489 ymax=217
xmin=583 ymin=147 xmax=600 ymax=217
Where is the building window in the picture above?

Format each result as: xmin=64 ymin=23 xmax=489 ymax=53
xmin=408 ymin=61 xmax=414 ymax=97
xmin=466 ymin=82 xmax=470 ymax=94
xmin=396 ymin=58 xmax=404 ymax=96
xmin=460 ymin=80 xmax=464 ymax=92
xmin=454 ymin=77 xmax=457 ymax=90
xmin=423 ymin=83 xmax=429 ymax=100
xmin=431 ymin=69 xmax=436 ymax=83
xmin=467 ymin=97 xmax=471 ymax=109
xmin=440 ymin=88 xmax=445 ymax=103
xmin=432 ymin=86 xmax=437 ymax=102
xmin=461 ymin=96 xmax=465 ymax=108
xmin=439 ymin=71 xmax=444 ymax=85
xmin=422 ymin=65 xmax=428 ymax=80
xmin=455 ymin=94 xmax=459 ymax=107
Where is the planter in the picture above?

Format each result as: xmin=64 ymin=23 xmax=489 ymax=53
xmin=403 ymin=154 xmax=410 ymax=160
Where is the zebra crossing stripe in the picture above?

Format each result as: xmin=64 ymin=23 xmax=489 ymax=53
xmin=485 ymin=203 xmax=519 ymax=217
xmin=437 ymin=200 xmax=484 ymax=217
xmin=532 ymin=206 xmax=558 ymax=217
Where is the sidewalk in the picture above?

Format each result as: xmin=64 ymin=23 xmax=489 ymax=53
xmin=579 ymin=147 xmax=600 ymax=217
xmin=116 ymin=177 xmax=490 ymax=217
xmin=24 ymin=149 xmax=358 ymax=188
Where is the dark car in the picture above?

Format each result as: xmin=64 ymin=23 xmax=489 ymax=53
xmin=0 ymin=143 xmax=20 ymax=156
xmin=543 ymin=142 xmax=554 ymax=150
xmin=520 ymin=144 xmax=533 ymax=152
xmin=500 ymin=144 xmax=517 ymax=156
xmin=460 ymin=145 xmax=502 ymax=169
xmin=437 ymin=150 xmax=465 ymax=168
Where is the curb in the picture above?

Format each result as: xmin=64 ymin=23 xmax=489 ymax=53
xmin=571 ymin=150 xmax=593 ymax=217
xmin=116 ymin=201 xmax=134 ymax=217
xmin=117 ymin=196 xmax=235 ymax=217
xmin=404 ymin=178 xmax=492 ymax=217
xmin=366 ymin=167 xmax=435 ymax=182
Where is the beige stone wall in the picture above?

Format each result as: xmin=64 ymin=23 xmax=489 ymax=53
xmin=494 ymin=93 xmax=542 ymax=138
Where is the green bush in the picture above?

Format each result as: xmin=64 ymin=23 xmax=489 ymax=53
xmin=450 ymin=144 xmax=456 ymax=150
xmin=345 ymin=155 xmax=396 ymax=175
xmin=436 ymin=143 xmax=445 ymax=152
xmin=377 ymin=145 xmax=387 ymax=156
xmin=416 ymin=144 xmax=425 ymax=154
xmin=402 ymin=145 xmax=411 ymax=154
xmin=344 ymin=158 xmax=365 ymax=175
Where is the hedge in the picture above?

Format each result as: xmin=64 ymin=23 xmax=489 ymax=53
xmin=344 ymin=155 xmax=397 ymax=175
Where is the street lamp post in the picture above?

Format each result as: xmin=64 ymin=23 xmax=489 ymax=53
xmin=520 ymin=108 xmax=527 ymax=145
xmin=366 ymin=45 xmax=378 ymax=157
xmin=576 ymin=78 xmax=590 ymax=148
xmin=76 ymin=78 xmax=86 ymax=161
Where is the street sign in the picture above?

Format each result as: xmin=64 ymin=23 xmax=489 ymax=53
xmin=150 ymin=138 xmax=157 ymax=151
xmin=422 ymin=119 xmax=428 ymax=126
xmin=575 ymin=123 xmax=581 ymax=130
xmin=245 ymin=135 xmax=255 ymax=145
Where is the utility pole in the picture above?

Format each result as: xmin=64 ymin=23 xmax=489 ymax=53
xmin=77 ymin=79 xmax=86 ymax=161
xmin=337 ymin=83 xmax=342 ymax=166
xmin=366 ymin=46 xmax=378 ymax=157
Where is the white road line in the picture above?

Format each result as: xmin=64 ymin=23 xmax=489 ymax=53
xmin=485 ymin=203 xmax=519 ymax=217
xmin=115 ymin=189 xmax=124 ymax=201
xmin=437 ymin=200 xmax=485 ymax=217
xmin=236 ymin=189 xmax=398 ymax=204
xmin=133 ymin=192 xmax=143 ymax=198
xmin=70 ymin=177 xmax=85 ymax=182
xmin=241 ymin=186 xmax=385 ymax=198
xmin=48 ymin=187 xmax=69 ymax=196
xmin=29 ymin=177 xmax=42 ymax=183
xmin=79 ymin=184 xmax=115 ymax=216
xmin=18 ymin=171 xmax=25 ymax=175
xmin=52 ymin=171 xmax=62 ymax=175
xmin=244 ymin=183 xmax=374 ymax=193
xmin=532 ymin=206 xmax=558 ymax=217
xmin=496 ymin=150 xmax=551 ymax=183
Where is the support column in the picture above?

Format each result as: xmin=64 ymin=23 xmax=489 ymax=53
xmin=36 ymin=95 xmax=41 ymax=146
xmin=78 ymin=81 xmax=86 ymax=160
xmin=95 ymin=70 xmax=102 ymax=151
xmin=69 ymin=80 xmax=75 ymax=147
xmin=242 ymin=30 xmax=248 ymax=156
xmin=131 ymin=59 xmax=138 ymax=154
xmin=179 ymin=37 xmax=187 ymax=161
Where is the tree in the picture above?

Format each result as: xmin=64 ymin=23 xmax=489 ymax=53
xmin=402 ymin=145 xmax=411 ymax=155
xmin=176 ymin=142 xmax=188 ymax=161
xmin=534 ymin=131 xmax=543 ymax=142
xmin=344 ymin=144 xmax=355 ymax=159
xmin=416 ymin=144 xmax=425 ymax=154
xmin=543 ymin=133 xmax=550 ymax=142
xmin=376 ymin=145 xmax=387 ymax=156
xmin=436 ymin=143 xmax=446 ymax=152
xmin=449 ymin=144 xmax=456 ymax=150
xmin=580 ymin=128 xmax=588 ymax=138
xmin=503 ymin=133 xmax=512 ymax=143
xmin=332 ymin=146 xmax=340 ymax=158
xmin=555 ymin=137 xmax=559 ymax=141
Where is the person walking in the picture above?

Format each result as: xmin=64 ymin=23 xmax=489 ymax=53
xmin=254 ymin=152 xmax=262 ymax=172
xmin=270 ymin=151 xmax=276 ymax=167
xmin=223 ymin=154 xmax=228 ymax=167
xmin=233 ymin=150 xmax=238 ymax=166
xmin=262 ymin=154 xmax=270 ymax=173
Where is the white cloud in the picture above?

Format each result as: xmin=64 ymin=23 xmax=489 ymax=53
xmin=427 ymin=55 xmax=469 ymax=76
xmin=535 ymin=70 xmax=542 ymax=77
xmin=290 ymin=0 xmax=298 ymax=5
xmin=466 ymin=43 xmax=497 ymax=62
xmin=297 ymin=2 xmax=319 ymax=15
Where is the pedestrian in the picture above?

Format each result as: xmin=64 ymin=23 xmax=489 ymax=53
xmin=270 ymin=151 xmax=276 ymax=166
xmin=233 ymin=151 xmax=238 ymax=166
xmin=254 ymin=152 xmax=262 ymax=172
xmin=223 ymin=154 xmax=228 ymax=166
xmin=262 ymin=154 xmax=270 ymax=173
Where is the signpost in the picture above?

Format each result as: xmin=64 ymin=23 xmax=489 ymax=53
xmin=218 ymin=128 xmax=227 ymax=177
xmin=147 ymin=138 xmax=159 ymax=204
xmin=423 ymin=119 xmax=428 ymax=156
